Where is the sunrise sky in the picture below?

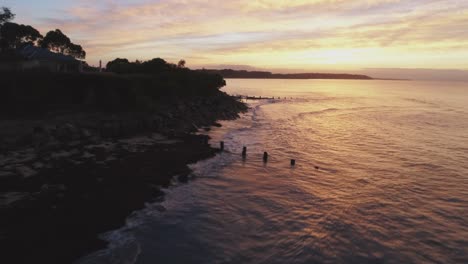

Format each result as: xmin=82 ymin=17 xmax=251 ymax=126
xmin=4 ymin=0 xmax=468 ymax=77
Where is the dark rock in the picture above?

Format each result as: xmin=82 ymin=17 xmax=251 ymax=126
xmin=178 ymin=174 xmax=189 ymax=183
xmin=154 ymin=205 xmax=166 ymax=212
xmin=0 ymin=88 xmax=247 ymax=263
xmin=32 ymin=126 xmax=50 ymax=148
xmin=0 ymin=171 xmax=17 ymax=185
xmin=81 ymin=128 xmax=92 ymax=138
xmin=150 ymin=185 xmax=165 ymax=197
xmin=15 ymin=166 xmax=37 ymax=178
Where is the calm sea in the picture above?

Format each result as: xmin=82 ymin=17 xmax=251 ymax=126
xmin=80 ymin=79 xmax=468 ymax=264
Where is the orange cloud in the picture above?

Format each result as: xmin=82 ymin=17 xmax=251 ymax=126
xmin=27 ymin=0 xmax=468 ymax=70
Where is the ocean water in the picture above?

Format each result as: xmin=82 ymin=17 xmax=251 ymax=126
xmin=80 ymin=79 xmax=468 ymax=264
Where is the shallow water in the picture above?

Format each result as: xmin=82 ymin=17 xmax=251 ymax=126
xmin=80 ymin=79 xmax=468 ymax=264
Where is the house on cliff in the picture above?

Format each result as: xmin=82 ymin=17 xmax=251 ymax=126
xmin=0 ymin=45 xmax=82 ymax=72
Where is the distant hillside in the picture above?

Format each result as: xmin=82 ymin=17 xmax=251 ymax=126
xmin=198 ymin=69 xmax=373 ymax=80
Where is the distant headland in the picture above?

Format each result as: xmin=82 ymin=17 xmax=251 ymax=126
xmin=198 ymin=69 xmax=373 ymax=80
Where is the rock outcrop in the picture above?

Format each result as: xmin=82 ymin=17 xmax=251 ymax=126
xmin=0 ymin=88 xmax=247 ymax=263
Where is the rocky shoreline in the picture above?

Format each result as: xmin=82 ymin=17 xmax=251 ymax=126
xmin=0 ymin=93 xmax=247 ymax=263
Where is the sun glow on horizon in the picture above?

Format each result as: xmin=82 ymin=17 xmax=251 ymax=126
xmin=4 ymin=0 xmax=468 ymax=73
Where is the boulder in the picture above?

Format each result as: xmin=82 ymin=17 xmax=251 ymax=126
xmin=32 ymin=126 xmax=50 ymax=148
xmin=0 ymin=171 xmax=15 ymax=179
xmin=15 ymin=166 xmax=37 ymax=178
xmin=41 ymin=184 xmax=67 ymax=193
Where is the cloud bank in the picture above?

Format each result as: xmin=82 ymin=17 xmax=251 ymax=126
xmin=7 ymin=0 xmax=468 ymax=72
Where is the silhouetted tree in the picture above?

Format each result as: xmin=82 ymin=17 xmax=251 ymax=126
xmin=106 ymin=57 xmax=189 ymax=74
xmin=65 ymin=43 xmax=86 ymax=59
xmin=177 ymin=59 xmax=186 ymax=68
xmin=40 ymin=29 xmax=86 ymax=59
xmin=40 ymin=29 xmax=70 ymax=52
xmin=0 ymin=22 xmax=42 ymax=50
xmin=106 ymin=58 xmax=135 ymax=73
xmin=0 ymin=7 xmax=14 ymax=24
xmin=141 ymin=58 xmax=174 ymax=73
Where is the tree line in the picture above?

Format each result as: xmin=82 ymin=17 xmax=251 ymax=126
xmin=0 ymin=7 xmax=86 ymax=59
xmin=106 ymin=58 xmax=187 ymax=74
xmin=0 ymin=7 xmax=215 ymax=81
